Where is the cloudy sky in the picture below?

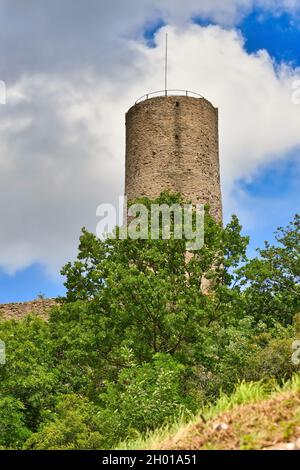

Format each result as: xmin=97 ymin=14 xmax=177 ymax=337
xmin=0 ymin=0 xmax=299 ymax=302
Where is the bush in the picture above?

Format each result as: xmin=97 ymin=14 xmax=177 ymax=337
xmin=0 ymin=396 xmax=31 ymax=449
xmin=24 ymin=394 xmax=104 ymax=450
xmin=99 ymin=354 xmax=197 ymax=445
xmin=0 ymin=316 xmax=57 ymax=429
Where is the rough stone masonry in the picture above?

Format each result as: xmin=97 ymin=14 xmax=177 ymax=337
xmin=0 ymin=299 xmax=57 ymax=321
xmin=125 ymin=95 xmax=222 ymax=222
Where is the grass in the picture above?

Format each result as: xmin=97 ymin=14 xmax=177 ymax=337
xmin=116 ymin=374 xmax=300 ymax=450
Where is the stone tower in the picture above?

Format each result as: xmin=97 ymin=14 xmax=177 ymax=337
xmin=125 ymin=94 xmax=222 ymax=222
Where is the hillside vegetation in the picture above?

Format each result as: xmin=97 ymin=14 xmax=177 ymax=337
xmin=119 ymin=377 xmax=300 ymax=450
xmin=0 ymin=193 xmax=299 ymax=450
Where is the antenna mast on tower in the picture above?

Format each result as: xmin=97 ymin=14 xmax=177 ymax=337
xmin=165 ymin=32 xmax=168 ymax=95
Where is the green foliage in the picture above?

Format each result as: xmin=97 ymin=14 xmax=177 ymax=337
xmin=0 ymin=316 xmax=57 ymax=429
xmin=98 ymin=354 xmax=196 ymax=446
xmin=60 ymin=193 xmax=248 ymax=371
xmin=24 ymin=355 xmax=195 ymax=450
xmin=238 ymin=214 xmax=300 ymax=326
xmin=204 ymin=380 xmax=270 ymax=419
xmin=120 ymin=374 xmax=300 ymax=450
xmin=193 ymin=316 xmax=299 ymax=398
xmin=0 ymin=194 xmax=298 ymax=450
xmin=49 ymin=300 xmax=112 ymax=397
xmin=24 ymin=394 xmax=104 ymax=450
xmin=0 ymin=396 xmax=31 ymax=449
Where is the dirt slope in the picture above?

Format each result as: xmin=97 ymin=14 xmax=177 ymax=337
xmin=159 ymin=391 xmax=300 ymax=450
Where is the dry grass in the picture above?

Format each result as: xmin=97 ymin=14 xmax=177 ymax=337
xmin=118 ymin=375 xmax=300 ymax=450
xmin=159 ymin=391 xmax=300 ymax=450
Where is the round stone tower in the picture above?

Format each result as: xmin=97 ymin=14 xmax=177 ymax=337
xmin=125 ymin=94 xmax=222 ymax=222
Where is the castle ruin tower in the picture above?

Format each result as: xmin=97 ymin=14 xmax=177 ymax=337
xmin=125 ymin=93 xmax=222 ymax=222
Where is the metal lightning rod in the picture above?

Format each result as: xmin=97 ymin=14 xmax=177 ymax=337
xmin=165 ymin=33 xmax=168 ymax=95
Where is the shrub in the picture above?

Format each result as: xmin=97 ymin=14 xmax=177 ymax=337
xmin=24 ymin=394 xmax=104 ymax=450
xmin=0 ymin=396 xmax=31 ymax=449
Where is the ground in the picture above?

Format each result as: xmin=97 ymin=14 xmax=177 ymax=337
xmin=118 ymin=378 xmax=300 ymax=451
xmin=159 ymin=391 xmax=300 ymax=450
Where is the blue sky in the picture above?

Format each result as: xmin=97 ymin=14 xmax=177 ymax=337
xmin=240 ymin=10 xmax=300 ymax=66
xmin=0 ymin=264 xmax=66 ymax=303
xmin=225 ymin=10 xmax=300 ymax=255
xmin=224 ymin=149 xmax=300 ymax=258
xmin=0 ymin=2 xmax=299 ymax=302
xmin=193 ymin=8 xmax=300 ymax=66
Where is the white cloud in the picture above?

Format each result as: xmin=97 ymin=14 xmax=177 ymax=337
xmin=0 ymin=10 xmax=300 ymax=276
xmin=129 ymin=25 xmax=300 ymax=193
xmin=141 ymin=0 xmax=300 ymax=26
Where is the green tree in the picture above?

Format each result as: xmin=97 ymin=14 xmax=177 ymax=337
xmin=0 ymin=316 xmax=57 ymax=429
xmin=24 ymin=394 xmax=104 ymax=450
xmin=58 ymin=193 xmax=248 ymax=380
xmin=1 ymin=193 xmax=297 ymax=450
xmin=25 ymin=354 xmax=197 ymax=449
xmin=0 ymin=396 xmax=31 ymax=449
xmin=239 ymin=214 xmax=300 ymax=326
xmin=98 ymin=353 xmax=197 ymax=446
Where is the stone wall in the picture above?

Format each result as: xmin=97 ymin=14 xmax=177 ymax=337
xmin=125 ymin=95 xmax=222 ymax=222
xmin=0 ymin=299 xmax=57 ymax=321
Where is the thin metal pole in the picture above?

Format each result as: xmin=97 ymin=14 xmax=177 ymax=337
xmin=165 ymin=33 xmax=168 ymax=95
